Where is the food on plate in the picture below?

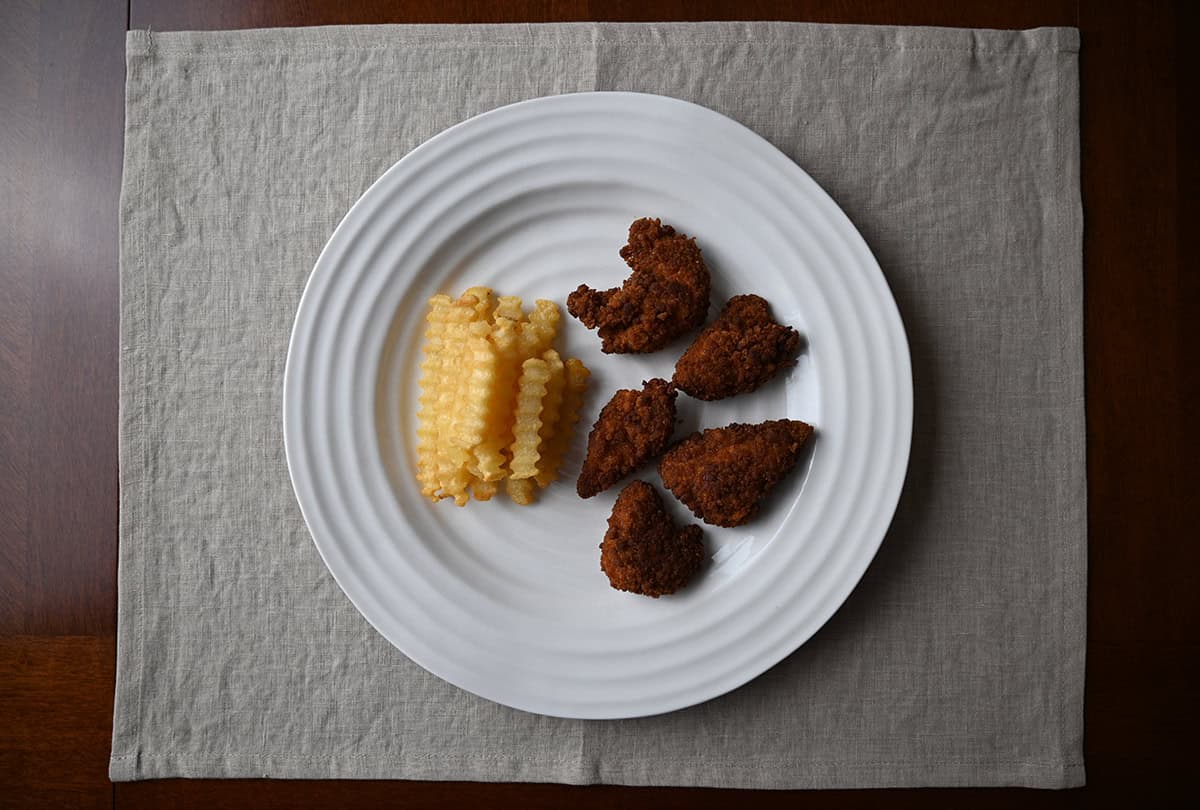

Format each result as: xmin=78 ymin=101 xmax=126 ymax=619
xmin=599 ymin=480 xmax=705 ymax=597
xmin=416 ymin=287 xmax=493 ymax=505
xmin=567 ymin=217 xmax=710 ymax=353
xmin=415 ymin=288 xmax=588 ymax=506
xmin=508 ymin=353 xmax=559 ymax=480
xmin=673 ymin=294 xmax=802 ymax=400
xmin=470 ymin=477 xmax=498 ymax=501
xmin=577 ymin=378 xmax=678 ymax=499
xmin=472 ymin=299 xmax=560 ymax=481
xmin=505 ymin=477 xmax=536 ymax=507
xmin=659 ymin=419 xmax=814 ymax=527
xmin=536 ymin=358 xmax=591 ymax=488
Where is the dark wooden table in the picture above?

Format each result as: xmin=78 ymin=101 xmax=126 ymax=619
xmin=1 ymin=1 xmax=1191 ymax=807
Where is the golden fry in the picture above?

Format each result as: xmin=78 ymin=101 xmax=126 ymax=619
xmin=536 ymin=357 xmax=590 ymax=488
xmin=414 ymin=288 xmax=586 ymax=506
xmin=493 ymin=295 xmax=524 ymax=322
xmin=435 ymin=294 xmax=488 ymax=505
xmin=462 ymin=286 xmax=495 ymax=320
xmin=416 ymin=294 xmax=453 ymax=499
xmin=471 ymin=316 xmax=522 ymax=481
xmin=508 ymin=357 xmax=552 ymax=479
xmin=506 ymin=477 xmax=536 ymax=506
xmin=518 ymin=299 xmax=560 ymax=356
xmin=471 ymin=477 xmax=499 ymax=502
xmin=450 ymin=322 xmax=498 ymax=450
xmin=533 ymin=349 xmax=566 ymax=476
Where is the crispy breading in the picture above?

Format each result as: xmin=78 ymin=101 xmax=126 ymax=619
xmin=600 ymin=481 xmax=705 ymax=597
xmin=567 ymin=218 xmax=710 ymax=353
xmin=576 ymin=378 xmax=677 ymax=498
xmin=659 ymin=420 xmax=813 ymax=527
xmin=673 ymin=294 xmax=801 ymax=400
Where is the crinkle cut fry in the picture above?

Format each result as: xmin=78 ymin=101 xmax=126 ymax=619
xmin=471 ymin=315 xmax=522 ymax=482
xmin=437 ymin=290 xmax=491 ymax=505
xmin=506 ymin=477 xmax=535 ymax=506
xmin=508 ymin=357 xmax=552 ymax=480
xmin=416 ymin=294 xmax=453 ymax=499
xmin=535 ymin=349 xmax=566 ymax=464
xmin=414 ymin=289 xmax=587 ymax=506
xmin=536 ymin=357 xmax=590 ymax=488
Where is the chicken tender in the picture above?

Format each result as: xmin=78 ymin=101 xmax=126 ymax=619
xmin=577 ymin=378 xmax=677 ymax=498
xmin=659 ymin=420 xmax=813 ymax=527
xmin=567 ymin=218 xmax=710 ymax=353
xmin=673 ymin=294 xmax=801 ymax=400
xmin=600 ymin=480 xmax=705 ymax=597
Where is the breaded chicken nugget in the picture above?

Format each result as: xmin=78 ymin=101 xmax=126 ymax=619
xmin=567 ymin=218 xmax=710 ymax=353
xmin=659 ymin=420 xmax=813 ymax=527
xmin=577 ymin=378 xmax=677 ymax=498
xmin=673 ymin=295 xmax=801 ymax=400
xmin=600 ymin=481 xmax=705 ymax=597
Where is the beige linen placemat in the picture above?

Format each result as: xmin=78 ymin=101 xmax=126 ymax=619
xmin=111 ymin=22 xmax=1084 ymax=788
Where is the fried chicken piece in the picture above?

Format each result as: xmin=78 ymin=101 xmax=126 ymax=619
xmin=659 ymin=420 xmax=813 ymax=527
xmin=600 ymin=481 xmax=705 ymax=597
xmin=673 ymin=295 xmax=801 ymax=400
xmin=577 ymin=379 xmax=677 ymax=498
xmin=567 ymin=218 xmax=710 ymax=353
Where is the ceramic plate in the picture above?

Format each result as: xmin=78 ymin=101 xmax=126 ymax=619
xmin=284 ymin=92 xmax=912 ymax=718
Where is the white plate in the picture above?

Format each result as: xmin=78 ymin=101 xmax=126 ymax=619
xmin=284 ymin=92 xmax=912 ymax=719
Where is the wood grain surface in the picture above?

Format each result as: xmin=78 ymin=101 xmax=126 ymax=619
xmin=0 ymin=0 xmax=1191 ymax=807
